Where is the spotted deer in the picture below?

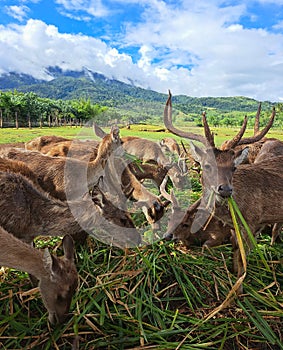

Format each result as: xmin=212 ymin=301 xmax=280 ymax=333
xmin=163 ymin=91 xmax=280 ymax=291
xmin=0 ymin=227 xmax=78 ymax=324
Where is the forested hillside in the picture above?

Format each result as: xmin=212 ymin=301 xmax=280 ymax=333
xmin=0 ymin=68 xmax=282 ymax=128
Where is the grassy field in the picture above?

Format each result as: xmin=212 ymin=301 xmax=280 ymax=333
xmin=0 ymin=125 xmax=282 ymax=349
xmin=1 ymin=123 xmax=283 ymax=145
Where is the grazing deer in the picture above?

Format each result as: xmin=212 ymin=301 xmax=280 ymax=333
xmin=0 ymin=227 xmax=78 ymax=324
xmin=0 ymin=171 xmax=141 ymax=247
xmin=163 ymin=91 xmax=280 ymax=289
xmin=1 ymin=126 xmax=122 ymax=201
xmin=163 ymin=196 xmax=232 ymax=248
xmin=94 ymin=124 xmax=188 ymax=190
xmin=166 ymin=101 xmax=277 ymax=245
xmin=160 ymin=137 xmax=189 ymax=175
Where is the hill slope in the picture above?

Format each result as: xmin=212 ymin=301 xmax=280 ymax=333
xmin=0 ymin=67 xmax=275 ymax=120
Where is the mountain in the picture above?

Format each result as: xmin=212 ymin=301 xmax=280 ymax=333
xmin=0 ymin=67 xmax=275 ymax=121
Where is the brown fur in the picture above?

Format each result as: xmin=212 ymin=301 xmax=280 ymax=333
xmin=1 ymin=127 xmax=121 ymax=201
xmin=0 ymin=157 xmax=39 ymax=184
xmin=0 ymin=228 xmax=78 ymax=324
xmin=163 ymin=92 xmax=279 ymax=292
xmin=45 ymin=140 xmax=99 ymax=161
xmin=0 ymin=171 xmax=140 ymax=247
xmin=95 ymin=126 xmax=187 ymax=190
xmin=25 ymin=135 xmax=71 ymax=152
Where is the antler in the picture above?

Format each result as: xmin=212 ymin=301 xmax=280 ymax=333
xmin=220 ymin=116 xmax=248 ymax=150
xmin=159 ymin=175 xmax=179 ymax=209
xmin=254 ymin=102 xmax=261 ymax=135
xmin=163 ymin=91 xmax=209 ymax=146
xmin=202 ymin=111 xmax=215 ymax=147
xmin=236 ymin=106 xmax=275 ymax=146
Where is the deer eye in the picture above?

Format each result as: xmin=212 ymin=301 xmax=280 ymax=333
xmin=204 ymin=164 xmax=212 ymax=171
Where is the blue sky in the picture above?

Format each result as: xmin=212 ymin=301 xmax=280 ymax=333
xmin=0 ymin=0 xmax=283 ymax=101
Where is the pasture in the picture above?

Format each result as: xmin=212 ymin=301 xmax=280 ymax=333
xmin=0 ymin=125 xmax=282 ymax=350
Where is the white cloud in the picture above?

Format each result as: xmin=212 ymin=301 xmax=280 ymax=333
xmin=118 ymin=0 xmax=283 ymax=101
xmin=0 ymin=1 xmax=283 ymax=102
xmin=0 ymin=19 xmax=146 ymax=84
xmin=55 ymin=0 xmax=110 ymax=17
xmin=5 ymin=5 xmax=29 ymax=21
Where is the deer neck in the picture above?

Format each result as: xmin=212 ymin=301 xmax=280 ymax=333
xmin=0 ymin=232 xmax=46 ymax=278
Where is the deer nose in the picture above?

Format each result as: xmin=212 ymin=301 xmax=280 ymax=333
xmin=218 ymin=185 xmax=233 ymax=198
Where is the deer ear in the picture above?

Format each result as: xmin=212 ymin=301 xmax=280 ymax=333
xmin=189 ymin=141 xmax=205 ymax=163
xmin=93 ymin=123 xmax=107 ymax=138
xmin=234 ymin=147 xmax=249 ymax=166
xmin=62 ymin=235 xmax=75 ymax=262
xmin=43 ymin=249 xmax=61 ymax=279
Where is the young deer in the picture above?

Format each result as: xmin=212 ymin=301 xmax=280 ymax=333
xmin=0 ymin=227 xmax=78 ymax=324
xmin=163 ymin=91 xmax=280 ymax=289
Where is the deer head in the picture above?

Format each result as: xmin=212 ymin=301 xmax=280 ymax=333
xmin=164 ymin=91 xmax=274 ymax=201
xmin=39 ymin=235 xmax=78 ymax=324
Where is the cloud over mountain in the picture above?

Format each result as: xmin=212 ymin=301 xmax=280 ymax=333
xmin=0 ymin=0 xmax=283 ymax=101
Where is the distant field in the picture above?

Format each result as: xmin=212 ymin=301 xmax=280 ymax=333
xmin=0 ymin=123 xmax=282 ymax=146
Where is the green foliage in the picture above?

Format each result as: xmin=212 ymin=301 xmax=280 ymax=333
xmin=1 ymin=72 xmax=283 ymax=127
xmin=0 ymin=91 xmax=108 ymax=128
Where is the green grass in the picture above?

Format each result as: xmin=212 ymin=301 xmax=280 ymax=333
xmin=1 ymin=239 xmax=282 ymax=349
xmin=0 ymin=125 xmax=283 ymax=349
xmin=0 ymin=123 xmax=282 ymax=145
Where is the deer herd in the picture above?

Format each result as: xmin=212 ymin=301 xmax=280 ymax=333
xmin=0 ymin=91 xmax=282 ymax=324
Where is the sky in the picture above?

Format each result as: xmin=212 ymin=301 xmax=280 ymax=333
xmin=0 ymin=0 xmax=283 ymax=102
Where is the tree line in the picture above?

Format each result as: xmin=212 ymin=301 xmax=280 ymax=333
xmin=0 ymin=90 xmax=109 ymax=128
xmin=1 ymin=89 xmax=283 ymax=129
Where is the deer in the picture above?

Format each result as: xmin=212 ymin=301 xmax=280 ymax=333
xmin=1 ymin=126 xmax=123 ymax=201
xmin=0 ymin=227 xmax=78 ymax=324
xmin=16 ymin=127 xmax=169 ymax=232
xmin=0 ymin=171 xmax=141 ymax=248
xmin=220 ymin=101 xmax=276 ymax=163
xmin=94 ymin=124 xmax=188 ymax=190
xmin=253 ymin=139 xmax=283 ymax=244
xmin=163 ymin=91 xmax=281 ymax=291
xmin=95 ymin=146 xmax=171 ymax=232
xmin=160 ymin=137 xmax=189 ymax=175
xmin=164 ymin=99 xmax=278 ymax=247
xmin=3 ymin=127 xmax=167 ymax=232
xmin=45 ymin=139 xmax=100 ymax=161
xmin=25 ymin=135 xmax=71 ymax=152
